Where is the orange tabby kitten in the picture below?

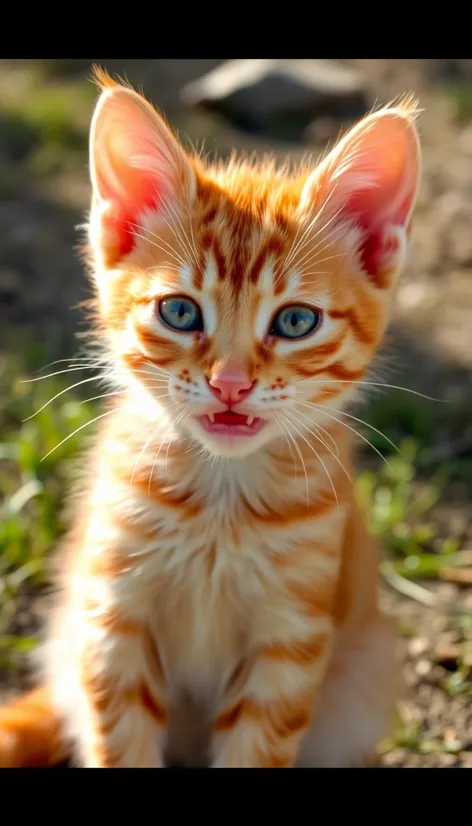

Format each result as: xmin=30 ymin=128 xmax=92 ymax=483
xmin=0 ymin=71 xmax=421 ymax=768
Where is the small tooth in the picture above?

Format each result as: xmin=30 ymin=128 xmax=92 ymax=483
xmin=208 ymin=413 xmax=215 ymax=423
xmin=247 ymin=416 xmax=254 ymax=426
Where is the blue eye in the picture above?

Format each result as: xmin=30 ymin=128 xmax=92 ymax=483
xmin=158 ymin=295 xmax=203 ymax=332
xmin=270 ymin=305 xmax=321 ymax=339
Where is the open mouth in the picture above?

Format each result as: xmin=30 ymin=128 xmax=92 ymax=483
xmin=198 ymin=411 xmax=267 ymax=437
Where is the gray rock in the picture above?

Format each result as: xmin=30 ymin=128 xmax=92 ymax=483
xmin=180 ymin=59 xmax=367 ymax=141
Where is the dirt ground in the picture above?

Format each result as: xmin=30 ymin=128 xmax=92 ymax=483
xmin=1 ymin=59 xmax=472 ymax=767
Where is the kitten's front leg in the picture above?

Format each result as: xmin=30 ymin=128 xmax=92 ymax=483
xmin=72 ymin=550 xmax=166 ymax=767
xmin=78 ymin=616 xmax=166 ymax=768
xmin=213 ymin=617 xmax=334 ymax=768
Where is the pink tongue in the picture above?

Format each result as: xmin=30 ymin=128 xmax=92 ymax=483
xmin=212 ymin=412 xmax=249 ymax=426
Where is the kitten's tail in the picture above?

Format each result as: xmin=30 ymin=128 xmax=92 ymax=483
xmin=0 ymin=686 xmax=69 ymax=767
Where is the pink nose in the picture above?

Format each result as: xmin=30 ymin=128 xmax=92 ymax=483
xmin=208 ymin=370 xmax=255 ymax=405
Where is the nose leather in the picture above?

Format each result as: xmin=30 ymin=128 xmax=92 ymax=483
xmin=208 ymin=370 xmax=254 ymax=405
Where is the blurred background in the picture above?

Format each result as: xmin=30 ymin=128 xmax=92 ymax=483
xmin=0 ymin=58 xmax=472 ymax=767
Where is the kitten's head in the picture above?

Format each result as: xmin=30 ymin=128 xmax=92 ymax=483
xmin=87 ymin=69 xmax=421 ymax=459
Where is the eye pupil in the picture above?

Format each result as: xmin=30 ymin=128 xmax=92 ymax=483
xmin=270 ymin=304 xmax=320 ymax=340
xmin=158 ymin=295 xmax=203 ymax=332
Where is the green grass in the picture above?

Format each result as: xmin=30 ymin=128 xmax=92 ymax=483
xmin=357 ymin=440 xmax=460 ymax=572
xmin=0 ymin=63 xmax=94 ymax=186
xmin=442 ymin=81 xmax=472 ymax=123
xmin=0 ymin=349 xmax=98 ymax=667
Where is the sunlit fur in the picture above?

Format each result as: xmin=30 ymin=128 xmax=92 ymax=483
xmin=0 ymin=71 xmax=421 ymax=768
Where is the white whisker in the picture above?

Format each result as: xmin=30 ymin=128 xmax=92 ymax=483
xmin=79 ymin=391 xmax=125 ymax=405
xmin=165 ymin=409 xmax=189 ymax=474
xmin=273 ymin=412 xmax=296 ymax=467
xmin=128 ymin=398 xmax=185 ymax=487
xmin=128 ymin=227 xmax=186 ymax=269
xmin=296 ymin=253 xmax=346 ymax=280
xmin=132 ymin=219 xmax=189 ymax=265
xmin=130 ymin=425 xmax=161 ymax=488
xmin=293 ymin=241 xmax=345 ymax=277
xmin=33 ymin=357 xmax=106 ymax=373
xmin=148 ymin=405 xmax=185 ymax=492
xmin=184 ymin=200 xmax=201 ymax=276
xmin=152 ymin=198 xmax=198 ymax=270
xmin=21 ymin=366 xmax=100 ymax=383
xmin=291 ymin=405 xmax=340 ymax=457
xmin=161 ymin=197 xmax=200 ymax=272
xmin=277 ymin=413 xmax=310 ymax=506
xmin=283 ymin=410 xmax=338 ymax=506
xmin=302 ymin=398 xmax=399 ymax=454
xmin=22 ymin=373 xmax=115 ymax=421
xmin=285 ymin=184 xmax=339 ymax=269
xmin=40 ymin=410 xmax=115 ymax=462
xmin=298 ymin=400 xmax=391 ymax=466
xmin=144 ymin=361 xmax=174 ymax=378
xmin=289 ymin=407 xmax=353 ymax=487
xmin=297 ymin=378 xmax=443 ymax=403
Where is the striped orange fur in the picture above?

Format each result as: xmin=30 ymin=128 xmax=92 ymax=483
xmin=0 ymin=70 xmax=421 ymax=767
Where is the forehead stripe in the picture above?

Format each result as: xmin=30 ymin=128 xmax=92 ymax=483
xmin=249 ymin=237 xmax=285 ymax=286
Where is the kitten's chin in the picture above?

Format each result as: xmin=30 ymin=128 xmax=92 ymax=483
xmin=183 ymin=416 xmax=277 ymax=458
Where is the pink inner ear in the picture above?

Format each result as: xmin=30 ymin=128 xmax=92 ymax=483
xmin=100 ymin=128 xmax=170 ymax=258
xmin=305 ymin=110 xmax=420 ymax=281
xmin=346 ymin=186 xmax=414 ymax=278
xmin=96 ymin=138 xmax=167 ymax=259
xmin=90 ymin=88 xmax=190 ymax=264
xmin=105 ymin=183 xmax=160 ymax=259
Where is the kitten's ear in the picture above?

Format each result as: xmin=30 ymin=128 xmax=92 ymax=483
xmin=299 ymin=98 xmax=421 ymax=285
xmin=89 ymin=77 xmax=196 ymax=268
